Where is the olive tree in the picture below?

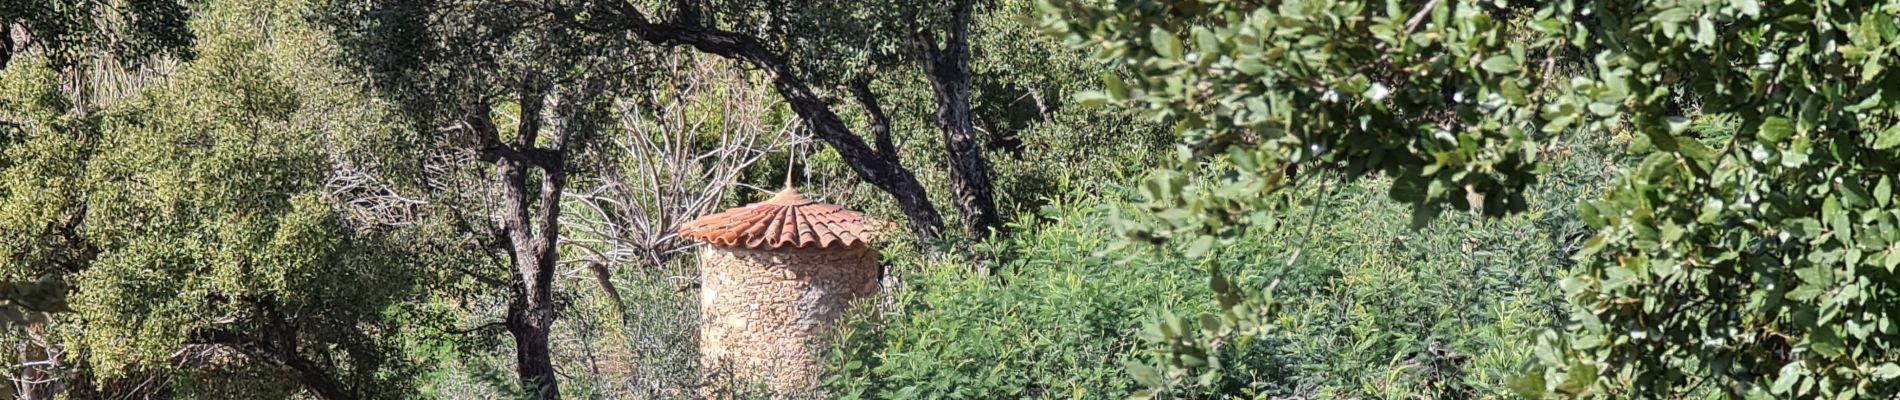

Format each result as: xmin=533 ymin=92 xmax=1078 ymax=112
xmin=1 ymin=0 xmax=458 ymax=397
xmin=569 ymin=0 xmax=1016 ymax=242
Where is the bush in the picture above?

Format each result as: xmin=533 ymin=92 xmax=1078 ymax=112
xmin=827 ymin=131 xmax=1618 ymax=399
xmin=826 ymin=196 xmax=1215 ymax=399
xmin=1516 ymin=2 xmax=1900 ymax=398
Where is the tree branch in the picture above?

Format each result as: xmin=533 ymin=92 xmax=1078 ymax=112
xmin=447 ymin=321 xmax=508 ymax=335
xmin=849 ymin=78 xmax=898 ymax=157
xmin=194 ymin=330 xmax=356 ymax=400
xmin=568 ymin=1 xmax=948 ymax=240
xmin=1403 ymin=0 xmax=1442 ymax=34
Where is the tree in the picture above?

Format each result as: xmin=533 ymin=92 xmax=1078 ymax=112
xmin=1045 ymin=0 xmax=1900 ymax=398
xmin=1039 ymin=1 xmax=1560 ymax=393
xmin=322 ymin=1 xmax=632 ymax=397
xmin=1 ymin=0 xmax=194 ymax=395
xmin=1516 ymin=1 xmax=1900 ymax=398
xmin=1040 ymin=0 xmax=1553 ymax=251
xmin=0 ymin=0 xmax=456 ymax=397
xmin=717 ymin=0 xmax=1010 ymax=240
xmin=571 ymin=0 xmax=1004 ymax=242
xmin=917 ymin=0 xmax=1006 ymax=239
xmin=0 ymin=0 xmax=196 ymax=330
xmin=0 ymin=0 xmax=192 ymax=70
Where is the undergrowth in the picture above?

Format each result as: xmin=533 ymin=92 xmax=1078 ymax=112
xmin=825 ymin=134 xmax=1622 ymax=399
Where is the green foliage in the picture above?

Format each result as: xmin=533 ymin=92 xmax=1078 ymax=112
xmin=742 ymin=0 xmax=1173 ymax=242
xmin=322 ymin=0 xmax=642 ymax=127
xmin=76 ymin=46 xmax=403 ymax=391
xmin=1120 ymin=262 xmax=1277 ymax=399
xmin=1045 ymin=0 xmax=1900 ymax=398
xmin=0 ymin=53 xmax=90 ymax=337
xmin=827 ymin=198 xmax=1222 ymax=399
xmin=26 ymin=0 xmax=1900 ymax=398
xmin=3 ymin=0 xmax=460 ymax=396
xmin=0 ymin=0 xmax=195 ymax=67
xmin=1518 ymin=1 xmax=1900 ymax=398
xmin=829 ymin=137 xmax=1611 ymax=398
xmin=976 ymin=0 xmax=1174 ymax=218
xmin=1035 ymin=1 xmax=1579 ymax=397
xmin=0 ymin=55 xmax=89 ymax=281
xmin=1040 ymin=0 xmax=1564 ymax=245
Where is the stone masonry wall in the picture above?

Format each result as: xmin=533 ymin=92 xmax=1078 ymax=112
xmin=698 ymin=245 xmax=880 ymax=390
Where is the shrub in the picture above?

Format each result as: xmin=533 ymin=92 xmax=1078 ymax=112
xmin=826 ymin=196 xmax=1216 ymax=399
xmin=1516 ymin=1 xmax=1900 ymax=398
xmin=826 ymin=131 xmax=1616 ymax=399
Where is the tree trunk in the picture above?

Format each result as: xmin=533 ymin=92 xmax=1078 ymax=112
xmin=505 ymin=283 xmax=558 ymax=400
xmin=1 ymin=22 xmax=13 ymax=70
xmin=472 ymin=96 xmax=567 ymax=400
xmin=918 ymin=0 xmax=1002 ymax=240
xmin=499 ymin=152 xmax=563 ymax=400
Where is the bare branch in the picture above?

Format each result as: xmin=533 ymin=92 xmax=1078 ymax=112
xmin=563 ymin=53 xmax=778 ymax=271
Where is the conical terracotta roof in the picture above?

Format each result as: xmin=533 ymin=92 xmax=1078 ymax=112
xmin=679 ymin=186 xmax=875 ymax=250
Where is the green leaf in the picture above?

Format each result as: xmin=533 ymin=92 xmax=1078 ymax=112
xmin=1183 ymin=235 xmax=1215 ymax=258
xmin=1808 ymin=327 xmax=1844 ymax=357
xmin=1507 ymin=372 xmax=1547 ymax=399
xmin=1235 ymin=59 xmax=1268 ymax=75
xmin=1733 ymin=0 xmax=1760 ymax=16
xmin=1875 ymin=363 xmax=1900 ymax=380
xmin=1193 ymin=27 xmax=1221 ymax=58
xmin=1772 ymin=364 xmax=1803 ymax=394
xmin=1652 ymin=8 xmax=1693 ymax=23
xmin=1151 ymin=28 xmax=1182 ymax=60
xmin=1875 ymin=124 xmax=1900 ymax=150
xmin=1663 ymin=116 xmax=1691 ymax=134
xmin=1878 ymin=176 xmax=1893 ymax=207
xmin=1588 ymin=103 xmax=1617 ymax=117
xmin=1678 ymin=138 xmax=1717 ymax=165
xmin=1760 ymin=117 xmax=1794 ymax=144
xmin=1501 ymin=80 xmax=1528 ymax=104
xmin=1125 ymin=361 xmax=1164 ymax=386
xmin=1075 ymin=90 xmax=1110 ymax=108
xmin=1557 ymin=362 xmax=1597 ymax=394
xmin=1843 ymin=179 xmax=1875 ymax=208
xmin=1482 ymin=55 xmax=1520 ymax=74
xmin=1102 ymin=73 xmax=1128 ymax=100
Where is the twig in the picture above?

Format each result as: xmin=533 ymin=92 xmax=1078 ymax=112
xmin=1403 ymin=0 xmax=1443 ymax=34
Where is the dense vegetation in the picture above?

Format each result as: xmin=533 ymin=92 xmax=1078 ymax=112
xmin=2 ymin=0 xmax=1899 ymax=399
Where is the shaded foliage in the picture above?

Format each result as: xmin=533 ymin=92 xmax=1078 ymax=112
xmin=0 ymin=0 xmax=194 ymax=69
xmin=1520 ymin=1 xmax=1900 ymax=398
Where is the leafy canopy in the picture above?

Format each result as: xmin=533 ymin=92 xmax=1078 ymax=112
xmin=1521 ymin=1 xmax=1900 ymax=398
xmin=1040 ymin=0 xmax=1559 ymax=253
xmin=0 ymin=0 xmax=456 ymax=395
xmin=1044 ymin=0 xmax=1900 ymax=398
xmin=0 ymin=0 xmax=195 ymax=67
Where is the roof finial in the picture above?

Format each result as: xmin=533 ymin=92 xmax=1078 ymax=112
xmin=783 ymin=136 xmax=799 ymax=190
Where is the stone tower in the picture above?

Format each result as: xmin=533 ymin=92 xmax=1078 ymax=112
xmin=678 ymin=186 xmax=881 ymax=390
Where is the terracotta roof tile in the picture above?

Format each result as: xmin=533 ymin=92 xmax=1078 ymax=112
xmin=679 ymin=187 xmax=876 ymax=250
